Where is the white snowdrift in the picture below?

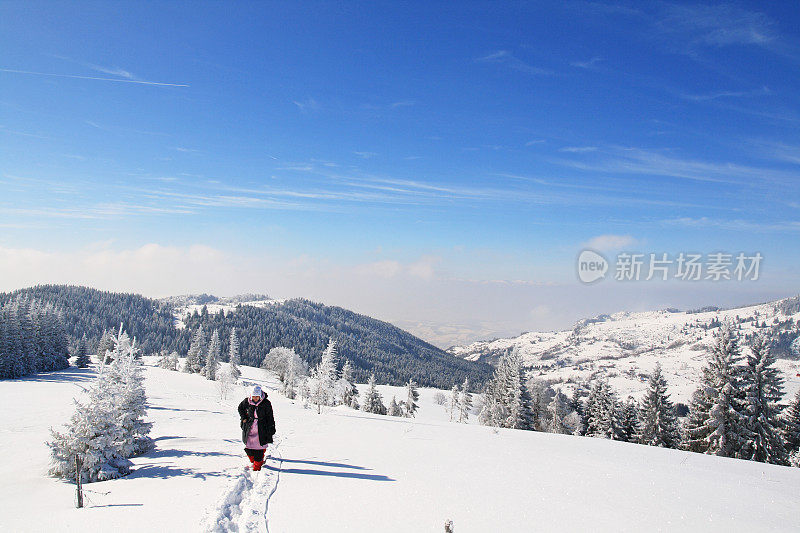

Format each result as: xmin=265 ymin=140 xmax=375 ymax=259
xmin=1 ymin=362 xmax=800 ymax=532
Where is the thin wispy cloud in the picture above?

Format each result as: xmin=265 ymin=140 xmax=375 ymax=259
xmin=0 ymin=68 xmax=188 ymax=87
xmin=582 ymin=234 xmax=639 ymax=252
xmin=681 ymin=86 xmax=771 ymax=102
xmin=552 ymin=145 xmax=800 ymax=186
xmin=475 ymin=50 xmax=552 ymax=76
xmin=48 ymin=54 xmax=135 ymax=79
xmin=559 ymin=146 xmax=598 ymax=153
xmin=570 ymin=57 xmax=603 ymax=69
xmin=655 ymin=4 xmax=776 ymax=55
xmin=354 ymin=151 xmax=378 ymax=159
xmin=663 ymin=216 xmax=800 ymax=233
xmin=292 ymin=98 xmax=320 ymax=112
xmin=0 ymin=126 xmax=49 ymax=139
xmin=525 ymin=139 xmax=546 ymax=146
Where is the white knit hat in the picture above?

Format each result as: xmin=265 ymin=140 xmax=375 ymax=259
xmin=251 ymin=385 xmax=262 ymax=397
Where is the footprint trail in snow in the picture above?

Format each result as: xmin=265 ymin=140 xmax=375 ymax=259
xmin=201 ymin=438 xmax=284 ymax=533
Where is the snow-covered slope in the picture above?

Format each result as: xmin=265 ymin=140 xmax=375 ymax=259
xmin=165 ymin=294 xmax=284 ymax=330
xmin=449 ymin=296 xmax=800 ymax=403
xmin=3 ymin=361 xmax=800 ymax=531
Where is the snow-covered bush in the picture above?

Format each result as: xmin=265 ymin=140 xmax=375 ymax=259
xmin=157 ymin=350 xmax=179 ymax=370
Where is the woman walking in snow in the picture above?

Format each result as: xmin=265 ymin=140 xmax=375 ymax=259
xmin=238 ymin=385 xmax=276 ymax=471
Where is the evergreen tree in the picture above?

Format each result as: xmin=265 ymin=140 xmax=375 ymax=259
xmin=684 ymin=324 xmax=747 ymax=457
xmin=618 ymin=397 xmax=640 ymax=443
xmin=96 ymin=328 xmax=115 ymax=363
xmin=48 ymin=325 xmax=151 ymax=482
xmin=639 ymin=364 xmax=679 ymax=448
xmin=569 ymin=388 xmax=587 ymax=436
xmin=450 ymin=384 xmax=461 ymax=422
xmin=309 ymin=339 xmax=338 ymax=412
xmin=585 ymin=379 xmax=621 ymax=439
xmin=228 ymin=327 xmax=241 ymax=380
xmin=478 ymin=349 xmax=535 ymax=430
xmin=184 ymin=325 xmax=206 ymax=374
xmin=783 ymin=390 xmax=800 ymax=455
xmin=388 ymin=396 xmax=403 ymax=416
xmin=458 ymin=378 xmax=473 ymax=423
xmin=361 ymin=374 xmax=386 ymax=415
xmin=548 ymin=390 xmax=569 ymax=434
xmin=157 ymin=350 xmax=179 ymax=370
xmin=502 ymin=349 xmax=535 ymax=430
xmin=74 ymin=335 xmax=91 ymax=368
xmin=403 ymin=379 xmax=419 ymax=418
xmin=740 ymin=334 xmax=787 ymax=464
xmin=203 ymin=329 xmax=221 ymax=380
xmin=107 ymin=329 xmax=153 ymax=455
xmin=339 ymin=360 xmax=360 ymax=408
xmin=528 ymin=378 xmax=550 ymax=432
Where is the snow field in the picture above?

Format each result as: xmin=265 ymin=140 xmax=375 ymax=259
xmin=3 ymin=359 xmax=800 ymax=532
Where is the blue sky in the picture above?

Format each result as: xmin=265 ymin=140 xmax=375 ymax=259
xmin=1 ymin=2 xmax=799 ymax=346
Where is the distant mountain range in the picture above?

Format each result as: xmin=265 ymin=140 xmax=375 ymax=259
xmin=0 ymin=285 xmax=491 ymax=388
xmin=449 ymin=296 xmax=800 ymax=403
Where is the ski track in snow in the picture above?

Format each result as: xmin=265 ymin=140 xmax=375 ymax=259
xmin=201 ymin=437 xmax=284 ymax=533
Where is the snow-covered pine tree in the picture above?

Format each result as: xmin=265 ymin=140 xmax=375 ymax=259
xmin=388 ymin=396 xmax=403 ymax=416
xmin=338 ymin=360 xmax=360 ymax=408
xmin=403 ymin=379 xmax=419 ymax=418
xmin=74 ymin=335 xmax=91 ymax=368
xmin=361 ymin=374 xmax=386 ymax=415
xmin=309 ymin=340 xmax=339 ymax=412
xmin=49 ymin=325 xmax=151 ymax=482
xmin=683 ymin=324 xmax=747 ymax=457
xmin=528 ymin=378 xmax=550 ymax=432
xmin=618 ymin=397 xmax=641 ymax=443
xmin=203 ymin=329 xmax=221 ymax=380
xmin=501 ymin=348 xmax=535 ymax=430
xmin=185 ymin=325 xmax=207 ymax=374
xmin=478 ymin=378 xmax=501 ymax=427
xmin=323 ymin=337 xmax=338 ymax=370
xmin=48 ymin=392 xmax=131 ymax=482
xmin=585 ymin=379 xmax=620 ymax=439
xmin=639 ymin=363 xmax=679 ymax=448
xmin=783 ymin=390 xmax=800 ymax=455
xmin=458 ymin=378 xmax=473 ymax=423
xmin=113 ymin=334 xmax=153 ymax=456
xmin=569 ymin=388 xmax=586 ymax=435
xmin=449 ymin=383 xmax=460 ymax=422
xmin=739 ymin=333 xmax=787 ymax=464
xmin=228 ymin=327 xmax=241 ymax=381
xmin=548 ymin=390 xmax=569 ymax=434
xmin=96 ymin=328 xmax=115 ymax=364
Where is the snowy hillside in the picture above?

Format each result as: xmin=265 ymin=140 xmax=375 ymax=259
xmin=3 ymin=361 xmax=800 ymax=532
xmin=165 ymin=294 xmax=284 ymax=330
xmin=449 ymin=296 xmax=800 ymax=403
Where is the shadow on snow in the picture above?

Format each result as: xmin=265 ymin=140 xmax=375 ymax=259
xmin=267 ymin=459 xmax=394 ymax=482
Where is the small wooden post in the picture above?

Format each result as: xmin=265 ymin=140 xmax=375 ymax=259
xmin=75 ymin=456 xmax=84 ymax=508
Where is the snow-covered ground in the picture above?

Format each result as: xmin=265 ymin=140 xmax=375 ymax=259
xmin=3 ymin=361 xmax=800 ymax=532
xmin=169 ymin=297 xmax=283 ymax=330
xmin=450 ymin=297 xmax=800 ymax=403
